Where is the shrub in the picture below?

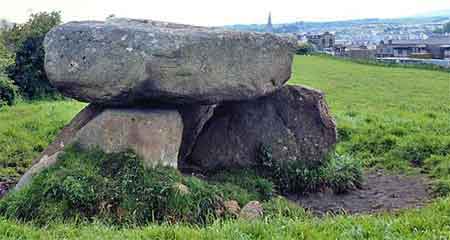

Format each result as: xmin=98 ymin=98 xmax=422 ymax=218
xmin=2 ymin=12 xmax=61 ymax=52
xmin=296 ymin=43 xmax=314 ymax=55
xmin=258 ymin=144 xmax=363 ymax=194
xmin=0 ymin=74 xmax=18 ymax=107
xmin=324 ymin=154 xmax=363 ymax=194
xmin=4 ymin=12 xmax=61 ymax=98
xmin=0 ymin=38 xmax=13 ymax=71
xmin=8 ymin=35 xmax=56 ymax=98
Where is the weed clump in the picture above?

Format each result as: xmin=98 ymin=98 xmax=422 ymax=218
xmin=258 ymin=144 xmax=363 ymax=195
xmin=210 ymin=169 xmax=275 ymax=205
xmin=324 ymin=154 xmax=364 ymax=194
xmin=262 ymin=196 xmax=308 ymax=219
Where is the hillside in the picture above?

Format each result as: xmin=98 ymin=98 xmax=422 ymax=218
xmin=227 ymin=15 xmax=450 ymax=33
xmin=0 ymin=56 xmax=449 ymax=238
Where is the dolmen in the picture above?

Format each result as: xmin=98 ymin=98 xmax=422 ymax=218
xmin=16 ymin=18 xmax=337 ymax=189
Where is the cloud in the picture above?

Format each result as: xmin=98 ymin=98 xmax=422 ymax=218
xmin=2 ymin=0 xmax=450 ymax=25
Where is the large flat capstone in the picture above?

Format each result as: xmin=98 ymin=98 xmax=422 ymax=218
xmin=44 ymin=18 xmax=296 ymax=105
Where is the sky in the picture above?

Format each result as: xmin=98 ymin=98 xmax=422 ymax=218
xmin=2 ymin=0 xmax=450 ymax=26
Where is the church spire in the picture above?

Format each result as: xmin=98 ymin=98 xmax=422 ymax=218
xmin=267 ymin=12 xmax=273 ymax=33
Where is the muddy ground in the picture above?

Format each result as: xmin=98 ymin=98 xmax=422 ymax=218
xmin=1 ymin=170 xmax=431 ymax=216
xmin=292 ymin=170 xmax=431 ymax=215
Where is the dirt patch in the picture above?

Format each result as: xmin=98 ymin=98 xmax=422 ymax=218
xmin=1 ymin=170 xmax=432 ymax=216
xmin=291 ymin=170 xmax=431 ymax=215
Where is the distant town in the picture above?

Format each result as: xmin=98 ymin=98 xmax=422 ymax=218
xmin=2 ymin=13 xmax=450 ymax=68
xmin=231 ymin=12 xmax=450 ymax=68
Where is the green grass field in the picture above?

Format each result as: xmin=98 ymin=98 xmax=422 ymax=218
xmin=0 ymin=55 xmax=449 ymax=239
xmin=292 ymin=56 xmax=450 ymax=173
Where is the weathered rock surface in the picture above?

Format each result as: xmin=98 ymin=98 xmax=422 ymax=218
xmin=74 ymin=108 xmax=183 ymax=168
xmin=15 ymin=104 xmax=103 ymax=190
xmin=189 ymin=85 xmax=337 ymax=171
xmin=177 ymin=104 xmax=216 ymax=167
xmin=44 ymin=18 xmax=295 ymax=105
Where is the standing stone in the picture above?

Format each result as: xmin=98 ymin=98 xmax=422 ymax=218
xmin=188 ymin=85 xmax=337 ymax=171
xmin=74 ymin=108 xmax=183 ymax=168
xmin=44 ymin=18 xmax=296 ymax=105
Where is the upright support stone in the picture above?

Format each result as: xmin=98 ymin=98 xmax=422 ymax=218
xmin=74 ymin=108 xmax=183 ymax=168
xmin=188 ymin=85 xmax=337 ymax=171
xmin=15 ymin=106 xmax=183 ymax=191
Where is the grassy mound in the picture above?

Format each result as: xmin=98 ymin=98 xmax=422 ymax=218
xmin=0 ymin=145 xmax=278 ymax=226
xmin=0 ymin=144 xmax=362 ymax=226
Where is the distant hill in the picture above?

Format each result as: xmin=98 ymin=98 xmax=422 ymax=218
xmin=414 ymin=9 xmax=450 ymax=18
xmin=226 ymin=15 xmax=450 ymax=33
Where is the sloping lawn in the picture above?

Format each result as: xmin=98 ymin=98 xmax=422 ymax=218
xmin=0 ymin=100 xmax=86 ymax=181
xmin=0 ymin=56 xmax=449 ymax=239
xmin=290 ymin=56 xmax=450 ymax=172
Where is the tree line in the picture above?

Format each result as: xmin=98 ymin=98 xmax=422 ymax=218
xmin=0 ymin=12 xmax=61 ymax=106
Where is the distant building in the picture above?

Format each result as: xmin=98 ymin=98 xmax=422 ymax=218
xmin=334 ymin=44 xmax=376 ymax=59
xmin=266 ymin=12 xmax=273 ymax=33
xmin=377 ymin=37 xmax=450 ymax=59
xmin=306 ymin=32 xmax=335 ymax=50
xmin=294 ymin=33 xmax=308 ymax=43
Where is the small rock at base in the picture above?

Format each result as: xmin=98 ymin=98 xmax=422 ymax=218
xmin=173 ymin=183 xmax=190 ymax=195
xmin=223 ymin=200 xmax=241 ymax=217
xmin=239 ymin=201 xmax=263 ymax=220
